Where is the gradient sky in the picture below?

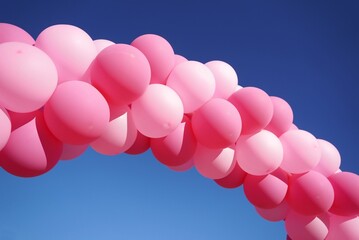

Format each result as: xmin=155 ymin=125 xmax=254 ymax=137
xmin=0 ymin=1 xmax=358 ymax=239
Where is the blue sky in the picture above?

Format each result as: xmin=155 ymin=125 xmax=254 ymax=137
xmin=0 ymin=0 xmax=358 ymax=239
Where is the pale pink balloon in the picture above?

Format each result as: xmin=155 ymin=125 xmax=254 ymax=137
xmin=205 ymin=60 xmax=238 ymax=99
xmin=44 ymin=81 xmax=110 ymax=145
xmin=60 ymin=144 xmax=88 ymax=160
xmin=193 ymin=145 xmax=236 ymax=179
xmin=93 ymin=39 xmax=115 ymax=53
xmin=0 ymin=107 xmax=11 ymax=151
xmin=0 ymin=113 xmax=62 ymax=177
xmin=151 ymin=117 xmax=197 ymax=166
xmin=265 ymin=96 xmax=293 ymax=136
xmin=228 ymin=87 xmax=273 ymax=135
xmin=328 ymin=172 xmax=359 ymax=216
xmin=131 ymin=84 xmax=184 ymax=138
xmin=255 ymin=200 xmax=289 ymax=222
xmin=313 ymin=139 xmax=341 ymax=177
xmin=287 ymin=171 xmax=334 ymax=216
xmin=36 ymin=24 xmax=97 ymax=83
xmin=0 ymin=42 xmax=58 ymax=113
xmin=214 ymin=162 xmax=247 ymax=189
xmin=174 ymin=54 xmax=188 ymax=66
xmin=326 ymin=215 xmax=359 ymax=240
xmin=191 ymin=98 xmax=242 ymax=149
xmin=235 ymin=130 xmax=283 ymax=176
xmin=125 ymin=131 xmax=150 ymax=155
xmin=166 ymin=61 xmax=215 ymax=113
xmin=91 ymin=44 xmax=151 ymax=106
xmin=289 ymin=124 xmax=298 ymax=130
xmin=285 ymin=210 xmax=329 ymax=240
xmin=280 ymin=130 xmax=321 ymax=174
xmin=0 ymin=23 xmax=35 ymax=44
xmin=168 ymin=159 xmax=194 ymax=172
xmin=131 ymin=34 xmax=175 ymax=84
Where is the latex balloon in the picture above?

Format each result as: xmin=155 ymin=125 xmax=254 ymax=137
xmin=166 ymin=61 xmax=215 ymax=113
xmin=36 ymin=24 xmax=97 ymax=83
xmin=0 ymin=42 xmax=58 ymax=113
xmin=280 ymin=130 xmax=321 ymax=174
xmin=93 ymin=39 xmax=115 ymax=53
xmin=0 ymin=107 xmax=11 ymax=151
xmin=265 ymin=96 xmax=293 ymax=136
xmin=228 ymin=87 xmax=273 ymax=135
xmin=0 ymin=23 xmax=35 ymax=44
xmin=174 ymin=54 xmax=188 ymax=66
xmin=326 ymin=215 xmax=359 ymax=240
xmin=7 ymin=110 xmax=39 ymax=131
xmin=191 ymin=98 xmax=242 ymax=149
xmin=131 ymin=84 xmax=184 ymax=138
xmin=125 ymin=131 xmax=151 ymax=155
xmin=214 ymin=162 xmax=247 ymax=189
xmin=168 ymin=159 xmax=194 ymax=172
xmin=60 ymin=144 xmax=88 ymax=160
xmin=313 ymin=139 xmax=341 ymax=177
xmin=255 ymin=200 xmax=289 ymax=222
xmin=44 ymin=81 xmax=110 ymax=145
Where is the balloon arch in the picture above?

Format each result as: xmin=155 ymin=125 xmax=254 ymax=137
xmin=0 ymin=23 xmax=358 ymax=240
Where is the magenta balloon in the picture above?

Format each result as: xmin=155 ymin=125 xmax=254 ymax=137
xmin=287 ymin=171 xmax=334 ymax=216
xmin=36 ymin=24 xmax=97 ymax=83
xmin=44 ymin=81 xmax=110 ymax=145
xmin=0 ymin=107 xmax=11 ymax=151
xmin=255 ymin=200 xmax=289 ymax=222
xmin=326 ymin=215 xmax=359 ymax=240
xmin=193 ymin=145 xmax=236 ymax=179
xmin=131 ymin=34 xmax=175 ymax=84
xmin=328 ymin=172 xmax=359 ymax=216
xmin=91 ymin=44 xmax=151 ymax=106
xmin=168 ymin=159 xmax=194 ymax=172
xmin=236 ymin=130 xmax=283 ymax=175
xmin=125 ymin=131 xmax=150 ymax=155
xmin=131 ymin=84 xmax=184 ymax=138
xmin=0 ymin=113 xmax=62 ymax=177
xmin=243 ymin=173 xmax=288 ymax=209
xmin=313 ymin=139 xmax=341 ymax=177
xmin=214 ymin=162 xmax=247 ymax=189
xmin=265 ymin=96 xmax=293 ymax=136
xmin=166 ymin=61 xmax=215 ymax=113
xmin=191 ymin=98 xmax=242 ymax=149
xmin=0 ymin=42 xmax=58 ymax=113
xmin=285 ymin=210 xmax=329 ymax=240
xmin=228 ymin=87 xmax=273 ymax=135
xmin=60 ymin=144 xmax=88 ymax=160
xmin=174 ymin=54 xmax=188 ymax=66
xmin=205 ymin=60 xmax=238 ymax=99
xmin=0 ymin=23 xmax=35 ymax=44
xmin=93 ymin=39 xmax=115 ymax=53
xmin=280 ymin=130 xmax=321 ymax=174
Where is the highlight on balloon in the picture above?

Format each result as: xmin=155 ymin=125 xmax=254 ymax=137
xmin=0 ymin=23 xmax=358 ymax=240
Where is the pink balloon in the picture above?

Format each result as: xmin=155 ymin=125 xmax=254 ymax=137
xmin=265 ymin=96 xmax=293 ymax=136
xmin=255 ymin=200 xmax=289 ymax=222
xmin=93 ymin=39 xmax=115 ymax=53
xmin=280 ymin=130 xmax=321 ymax=174
xmin=151 ymin=116 xmax=197 ymax=166
xmin=7 ymin=110 xmax=39 ymax=131
xmin=289 ymin=124 xmax=298 ymax=130
xmin=60 ymin=144 xmax=88 ymax=160
xmin=285 ymin=210 xmax=329 ymax=240
xmin=0 ymin=113 xmax=62 ymax=177
xmin=174 ymin=54 xmax=188 ymax=66
xmin=125 ymin=131 xmax=151 ymax=155
xmin=228 ymin=87 xmax=273 ymax=135
xmin=166 ymin=61 xmax=215 ymax=113
xmin=193 ymin=145 xmax=236 ymax=179
xmin=0 ymin=42 xmax=58 ymax=113
xmin=328 ymin=172 xmax=359 ymax=216
xmin=36 ymin=24 xmax=97 ymax=83
xmin=44 ymin=81 xmax=110 ymax=145
xmin=235 ymin=130 xmax=283 ymax=176
xmin=0 ymin=107 xmax=11 ymax=151
xmin=168 ymin=159 xmax=194 ymax=172
xmin=287 ymin=171 xmax=334 ymax=216
xmin=91 ymin=44 xmax=151 ymax=106
xmin=131 ymin=34 xmax=175 ymax=84
xmin=214 ymin=162 xmax=247 ymax=189
xmin=205 ymin=60 xmax=238 ymax=99
xmin=313 ymin=139 xmax=341 ymax=177
xmin=0 ymin=23 xmax=35 ymax=44
xmin=191 ymin=98 xmax=242 ymax=149
xmin=326 ymin=215 xmax=359 ymax=240
xmin=131 ymin=84 xmax=184 ymax=138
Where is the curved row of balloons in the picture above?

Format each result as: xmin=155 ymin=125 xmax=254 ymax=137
xmin=0 ymin=23 xmax=358 ymax=239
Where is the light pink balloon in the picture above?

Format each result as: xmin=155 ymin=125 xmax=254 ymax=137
xmin=60 ymin=144 xmax=88 ymax=160
xmin=93 ymin=39 xmax=115 ymax=53
xmin=0 ymin=113 xmax=62 ymax=177
xmin=44 ymin=81 xmax=110 ymax=145
xmin=166 ymin=61 xmax=215 ymax=113
xmin=0 ymin=107 xmax=11 ymax=151
xmin=193 ymin=145 xmax=236 ymax=179
xmin=228 ymin=87 xmax=273 ymax=135
xmin=287 ymin=171 xmax=334 ymax=216
xmin=214 ymin=162 xmax=247 ymax=189
xmin=255 ymin=200 xmax=289 ymax=222
xmin=125 ymin=131 xmax=151 ymax=155
xmin=131 ymin=34 xmax=175 ymax=84
xmin=191 ymin=98 xmax=242 ymax=149
xmin=91 ymin=44 xmax=151 ymax=106
xmin=280 ymin=130 xmax=321 ymax=174
xmin=36 ymin=24 xmax=97 ymax=83
xmin=0 ymin=23 xmax=35 ymax=44
xmin=265 ymin=96 xmax=293 ymax=136
xmin=174 ymin=54 xmax=188 ymax=66
xmin=328 ymin=172 xmax=359 ymax=216
xmin=326 ymin=215 xmax=359 ymax=240
xmin=236 ymin=130 xmax=283 ymax=176
xmin=285 ymin=210 xmax=329 ymax=240
xmin=313 ymin=139 xmax=341 ymax=177
xmin=131 ymin=84 xmax=184 ymax=138
xmin=0 ymin=42 xmax=58 ymax=113
xmin=168 ymin=159 xmax=194 ymax=172
xmin=205 ymin=60 xmax=238 ymax=99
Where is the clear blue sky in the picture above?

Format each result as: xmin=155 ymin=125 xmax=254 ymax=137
xmin=0 ymin=1 xmax=358 ymax=239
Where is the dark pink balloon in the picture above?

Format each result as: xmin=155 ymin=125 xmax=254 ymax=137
xmin=7 ymin=110 xmax=39 ymax=131
xmin=214 ymin=162 xmax=247 ymax=189
xmin=125 ymin=131 xmax=151 ymax=155
xmin=0 ymin=23 xmax=35 ymax=44
xmin=265 ymin=96 xmax=293 ymax=136
xmin=0 ymin=107 xmax=11 ymax=151
xmin=326 ymin=215 xmax=359 ymax=240
xmin=168 ymin=159 xmax=194 ymax=172
xmin=255 ymin=200 xmax=289 ymax=222
xmin=60 ymin=144 xmax=88 ymax=160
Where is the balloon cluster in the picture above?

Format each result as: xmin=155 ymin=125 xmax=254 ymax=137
xmin=0 ymin=23 xmax=358 ymax=239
